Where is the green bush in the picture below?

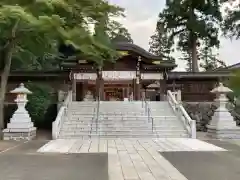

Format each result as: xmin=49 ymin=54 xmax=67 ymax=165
xmin=25 ymin=82 xmax=57 ymax=129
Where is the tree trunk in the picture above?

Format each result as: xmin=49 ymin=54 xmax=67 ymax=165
xmin=0 ymin=46 xmax=13 ymax=135
xmin=0 ymin=19 xmax=18 ymax=138
xmin=191 ymin=36 xmax=199 ymax=72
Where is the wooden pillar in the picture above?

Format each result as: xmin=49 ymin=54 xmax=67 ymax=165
xmin=134 ymin=56 xmax=142 ymax=101
xmin=99 ymin=78 xmax=104 ymax=101
xmin=159 ymin=79 xmax=166 ymax=101
xmin=82 ymin=80 xmax=88 ymax=98
xmin=136 ymin=79 xmax=141 ymax=100
xmin=72 ymin=78 xmax=76 ymax=101
xmin=96 ymin=69 xmax=104 ymax=101
xmin=125 ymin=84 xmax=130 ymax=100
xmin=132 ymin=79 xmax=136 ymax=100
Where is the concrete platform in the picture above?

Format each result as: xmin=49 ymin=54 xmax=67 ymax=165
xmin=38 ymin=138 xmax=226 ymax=180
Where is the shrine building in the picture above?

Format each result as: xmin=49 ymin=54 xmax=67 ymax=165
xmin=6 ymin=41 xmax=233 ymax=104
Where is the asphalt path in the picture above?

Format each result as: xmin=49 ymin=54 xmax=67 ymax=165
xmin=0 ymin=140 xmax=108 ymax=180
xmin=160 ymin=140 xmax=240 ymax=180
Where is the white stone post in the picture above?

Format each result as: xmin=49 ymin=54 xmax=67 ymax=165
xmin=3 ymin=83 xmax=36 ymax=140
xmin=177 ymin=90 xmax=182 ymax=102
xmin=207 ymin=83 xmax=240 ymax=139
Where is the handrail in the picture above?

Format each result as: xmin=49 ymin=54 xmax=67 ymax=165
xmin=96 ymin=98 xmax=100 ymax=133
xmin=52 ymin=90 xmax=72 ymax=139
xmin=143 ymin=99 xmax=154 ymax=132
xmin=167 ymin=90 xmax=196 ymax=138
xmin=89 ymin=103 xmax=97 ymax=138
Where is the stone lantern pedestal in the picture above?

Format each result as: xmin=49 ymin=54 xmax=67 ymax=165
xmin=207 ymin=83 xmax=240 ymax=139
xmin=3 ymin=83 xmax=36 ymax=140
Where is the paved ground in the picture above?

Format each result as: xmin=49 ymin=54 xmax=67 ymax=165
xmin=161 ymin=140 xmax=240 ymax=180
xmin=0 ymin=140 xmax=108 ymax=180
xmin=38 ymin=138 xmax=226 ymax=180
xmin=0 ymin=140 xmax=24 ymax=153
xmin=2 ymin=138 xmax=240 ymax=180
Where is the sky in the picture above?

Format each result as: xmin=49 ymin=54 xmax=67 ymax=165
xmin=109 ymin=0 xmax=240 ymax=71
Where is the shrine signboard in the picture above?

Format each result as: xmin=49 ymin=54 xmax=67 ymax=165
xmin=73 ymin=72 xmax=163 ymax=80
xmin=73 ymin=73 xmax=97 ymax=80
xmin=102 ymin=71 xmax=136 ymax=80
xmin=141 ymin=73 xmax=163 ymax=80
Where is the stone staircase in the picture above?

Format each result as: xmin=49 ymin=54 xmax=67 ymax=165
xmin=58 ymin=101 xmax=188 ymax=139
xmin=148 ymin=101 xmax=188 ymax=138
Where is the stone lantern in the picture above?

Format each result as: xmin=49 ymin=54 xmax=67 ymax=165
xmin=3 ymin=83 xmax=36 ymax=140
xmin=207 ymin=83 xmax=240 ymax=139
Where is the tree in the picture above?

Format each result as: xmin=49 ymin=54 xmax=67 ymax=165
xmin=181 ymin=50 xmax=192 ymax=72
xmin=199 ymin=45 xmax=226 ymax=71
xmin=0 ymin=0 xmax=124 ymax=135
xmin=228 ymin=70 xmax=240 ymax=97
xmin=149 ymin=20 xmax=175 ymax=61
xmin=159 ymin=0 xmax=222 ymax=72
xmin=108 ymin=21 xmax=133 ymax=43
xmin=221 ymin=0 xmax=240 ymax=39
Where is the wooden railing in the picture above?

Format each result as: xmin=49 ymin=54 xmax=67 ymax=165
xmin=167 ymin=90 xmax=196 ymax=138
xmin=52 ymin=90 xmax=72 ymax=139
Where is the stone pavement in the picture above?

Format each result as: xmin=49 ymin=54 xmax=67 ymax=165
xmin=2 ymin=138 xmax=240 ymax=180
xmin=38 ymin=138 xmax=226 ymax=180
xmin=0 ymin=140 xmax=108 ymax=180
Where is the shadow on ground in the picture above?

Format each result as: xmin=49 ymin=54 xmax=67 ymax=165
xmin=160 ymin=140 xmax=240 ymax=180
xmin=0 ymin=141 xmax=108 ymax=180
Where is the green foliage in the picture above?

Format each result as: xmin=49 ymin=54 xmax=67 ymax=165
xmin=157 ymin=0 xmax=222 ymax=71
xmin=0 ymin=0 xmax=127 ymax=132
xmin=180 ymin=50 xmax=192 ymax=72
xmin=199 ymin=45 xmax=226 ymax=71
xmin=228 ymin=70 xmax=240 ymax=97
xmin=25 ymin=82 xmax=55 ymax=128
xmin=0 ymin=0 xmax=125 ymax=70
xmin=221 ymin=0 xmax=240 ymax=39
xmin=149 ymin=20 xmax=175 ymax=61
xmin=108 ymin=21 xmax=133 ymax=43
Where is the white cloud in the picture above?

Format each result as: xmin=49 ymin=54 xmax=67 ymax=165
xmin=109 ymin=0 xmax=240 ymax=71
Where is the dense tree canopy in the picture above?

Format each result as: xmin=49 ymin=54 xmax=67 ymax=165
xmin=221 ymin=0 xmax=240 ymax=39
xmin=199 ymin=44 xmax=226 ymax=71
xmin=155 ymin=0 xmax=222 ymax=72
xmin=108 ymin=21 xmax=133 ymax=43
xmin=149 ymin=19 xmax=175 ymax=61
xmin=0 ymin=0 xmax=126 ymax=134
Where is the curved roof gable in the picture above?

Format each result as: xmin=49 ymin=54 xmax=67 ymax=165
xmin=114 ymin=42 xmax=165 ymax=60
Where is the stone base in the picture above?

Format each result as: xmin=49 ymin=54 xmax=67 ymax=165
xmin=3 ymin=127 xmax=37 ymax=140
xmin=207 ymin=126 xmax=240 ymax=139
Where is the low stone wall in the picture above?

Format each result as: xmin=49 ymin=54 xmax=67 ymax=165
xmin=183 ymin=102 xmax=240 ymax=132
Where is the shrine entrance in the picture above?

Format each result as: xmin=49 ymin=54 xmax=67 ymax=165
xmin=103 ymin=82 xmax=132 ymax=101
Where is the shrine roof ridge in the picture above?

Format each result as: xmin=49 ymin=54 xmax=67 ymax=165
xmin=114 ymin=42 xmax=175 ymax=62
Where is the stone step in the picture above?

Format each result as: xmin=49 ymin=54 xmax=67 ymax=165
xmin=61 ymin=123 xmax=186 ymax=129
xmin=61 ymin=130 xmax=187 ymax=136
xmin=60 ymin=130 xmax=188 ymax=137
xmin=67 ymin=119 xmax=179 ymax=123
xmin=99 ymin=113 xmax=146 ymax=115
xmin=61 ymin=126 xmax=185 ymax=132
xmin=69 ymin=114 xmax=178 ymax=120
xmin=62 ymin=123 xmax=183 ymax=128
xmin=59 ymin=133 xmax=189 ymax=139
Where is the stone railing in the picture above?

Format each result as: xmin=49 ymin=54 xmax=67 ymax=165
xmin=167 ymin=90 xmax=196 ymax=138
xmin=52 ymin=90 xmax=72 ymax=139
xmin=171 ymin=90 xmax=182 ymax=102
